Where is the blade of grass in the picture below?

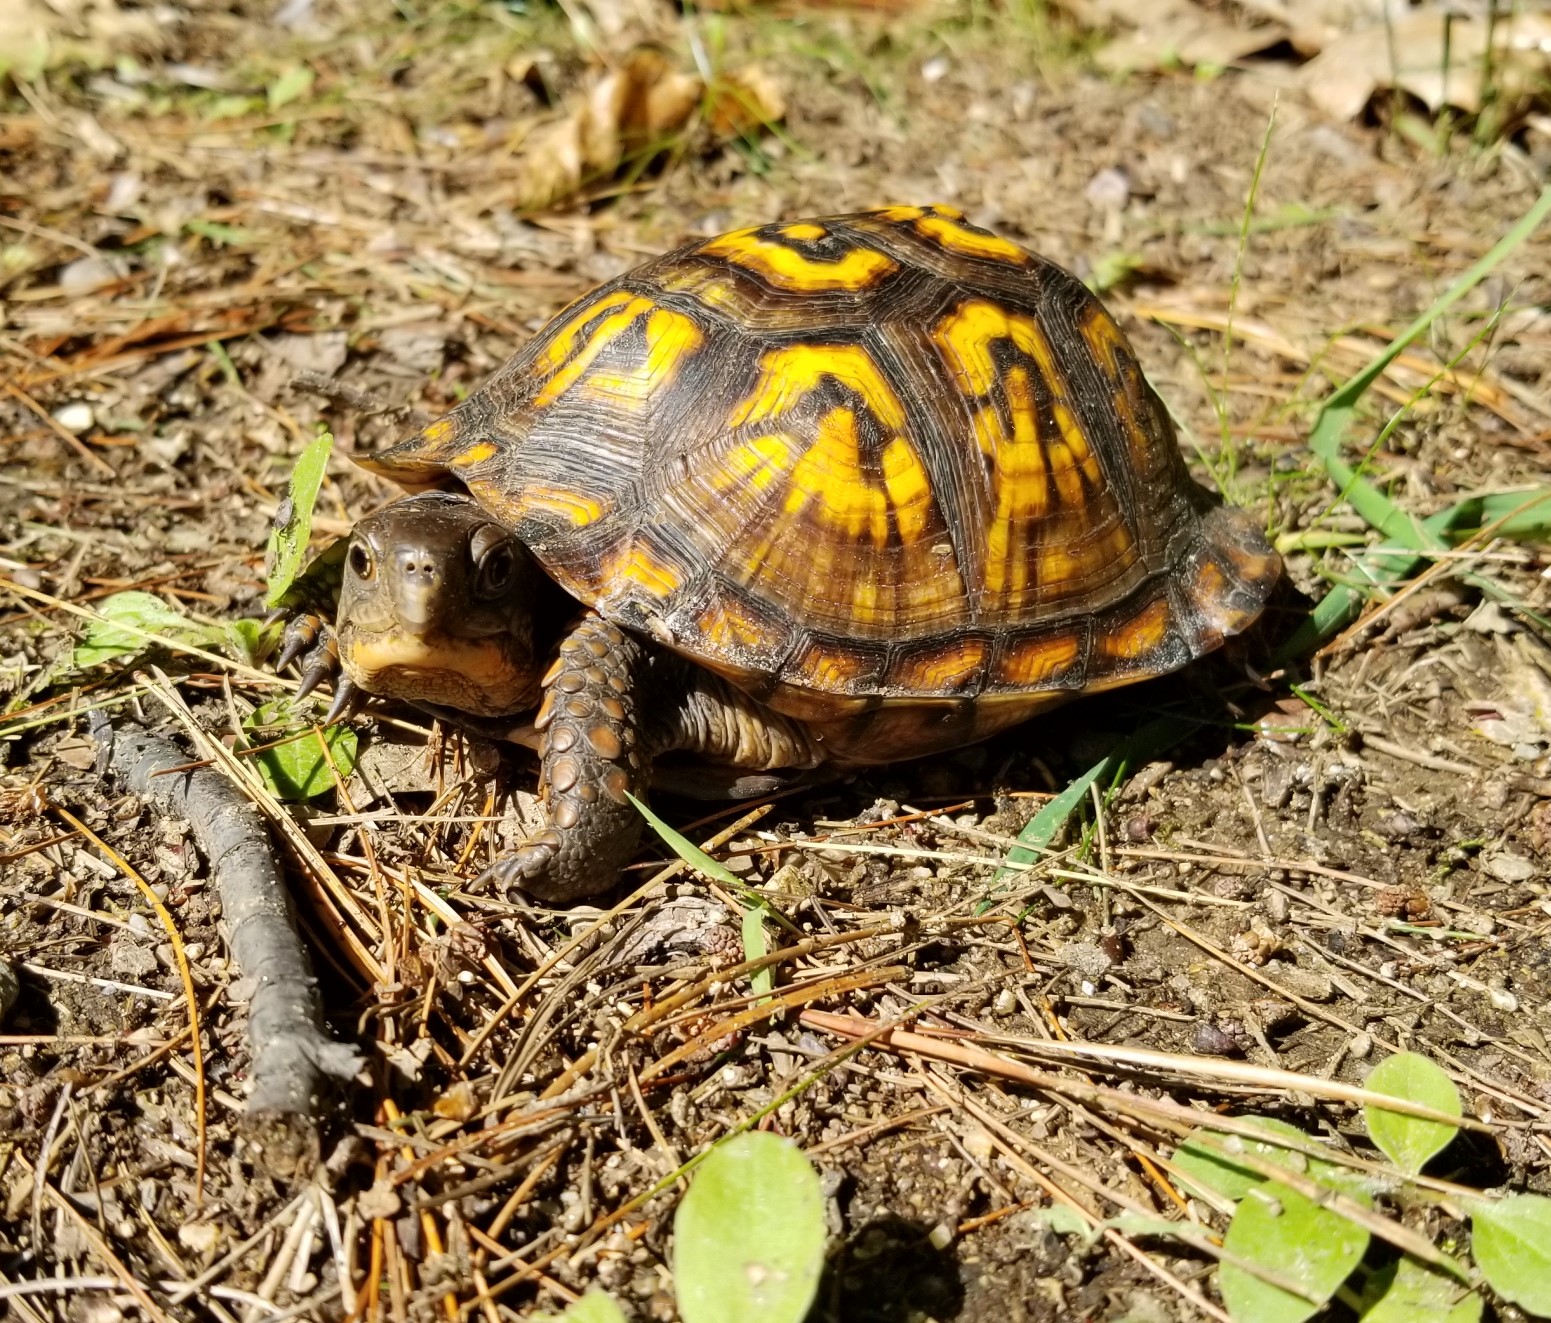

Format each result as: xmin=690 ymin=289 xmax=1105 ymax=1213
xmin=628 ymin=792 xmax=796 ymax=988
xmin=991 ymin=714 xmax=1199 ymax=890
xmin=1277 ymin=185 xmax=1551 ymax=661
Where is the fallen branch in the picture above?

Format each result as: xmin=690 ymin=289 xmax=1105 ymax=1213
xmin=90 ymin=715 xmax=365 ymax=1176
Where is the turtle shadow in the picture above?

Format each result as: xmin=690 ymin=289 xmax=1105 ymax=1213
xmin=810 ymin=1214 xmax=966 ymax=1323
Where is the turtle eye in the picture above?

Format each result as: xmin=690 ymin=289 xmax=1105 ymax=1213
xmin=476 ymin=544 xmax=517 ymax=599
xmin=348 ymin=542 xmax=374 ymax=581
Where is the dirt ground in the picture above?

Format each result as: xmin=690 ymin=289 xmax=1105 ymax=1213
xmin=3 ymin=1 xmax=1551 ymax=1320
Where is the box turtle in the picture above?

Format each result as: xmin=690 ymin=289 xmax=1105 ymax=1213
xmin=290 ymin=205 xmax=1280 ymax=900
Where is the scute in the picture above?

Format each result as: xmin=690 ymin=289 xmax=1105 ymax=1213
xmin=360 ymin=207 xmax=1282 ymax=714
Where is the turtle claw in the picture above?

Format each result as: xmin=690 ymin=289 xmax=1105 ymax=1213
xmin=476 ymin=832 xmax=567 ymax=899
xmin=323 ymin=674 xmax=364 ymax=726
xmin=277 ymin=612 xmax=329 ymax=676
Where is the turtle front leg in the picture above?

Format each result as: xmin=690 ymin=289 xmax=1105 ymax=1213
xmin=481 ymin=613 xmax=651 ymax=902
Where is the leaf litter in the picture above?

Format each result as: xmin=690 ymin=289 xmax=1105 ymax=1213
xmin=2 ymin=0 xmax=1551 ymax=1319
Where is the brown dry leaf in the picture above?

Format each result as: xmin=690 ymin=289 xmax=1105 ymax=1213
xmin=504 ymin=48 xmax=782 ymax=212
xmin=1299 ymin=8 xmax=1551 ymax=119
xmin=1095 ymin=12 xmax=1289 ymax=76
xmin=705 ymin=63 xmax=787 ymax=142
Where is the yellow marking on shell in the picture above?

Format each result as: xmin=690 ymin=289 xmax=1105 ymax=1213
xmin=786 ymin=408 xmax=891 ymax=547
xmin=973 ymin=368 xmax=1045 ymax=599
xmin=780 ymin=222 xmax=828 ymax=240
xmin=732 ymin=343 xmax=908 ymax=434
xmin=936 ymin=302 xmax=1108 ymax=600
xmin=534 ymin=289 xmax=636 ymax=376
xmin=875 ymin=205 xmax=925 ymax=222
xmin=697 ymin=597 xmax=773 ymax=654
xmin=1100 ymin=598 xmax=1171 ymax=661
xmin=513 ymin=485 xmax=608 ymax=528
xmin=914 ymin=213 xmax=1030 ymax=266
xmin=998 ymin=633 xmax=1082 ymax=687
xmin=792 ymin=645 xmax=873 ymax=692
xmin=708 ymin=433 xmax=794 ymax=495
xmin=700 ymin=228 xmax=898 ymax=292
xmin=535 ymin=294 xmax=656 ymax=408
xmin=451 ymin=441 xmax=498 ymax=467
xmin=926 ymin=203 xmax=966 ymax=220
xmin=574 ymin=306 xmax=705 ymax=408
xmin=1077 ymin=303 xmax=1157 ymax=463
xmin=880 ymin=436 xmax=933 ymax=543
xmin=893 ymin=638 xmax=986 ymax=692
xmin=604 ymin=542 xmax=681 ymax=599
xmin=421 ymin=418 xmax=456 ymax=444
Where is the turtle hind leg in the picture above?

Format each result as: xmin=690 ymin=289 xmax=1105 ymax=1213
xmin=480 ymin=613 xmax=652 ymax=902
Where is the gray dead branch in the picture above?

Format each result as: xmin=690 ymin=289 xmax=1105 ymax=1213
xmin=90 ymin=715 xmax=366 ymax=1178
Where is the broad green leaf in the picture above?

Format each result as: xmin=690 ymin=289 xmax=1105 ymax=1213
xmin=265 ymin=431 xmax=335 ymax=609
xmin=1358 ymin=1254 xmax=1482 ymax=1323
xmin=674 ymin=1132 xmax=825 ymax=1323
xmin=1030 ymin=1203 xmax=1095 ymax=1239
xmin=1470 ymin=1194 xmax=1551 ymax=1316
xmin=1174 ymin=1118 xmax=1320 ymax=1203
xmin=245 ymin=702 xmax=357 ymax=801
xmin=1363 ymin=1053 xmax=1460 ymax=1175
xmin=223 ymin=617 xmax=278 ymax=668
xmin=268 ymin=64 xmax=315 ymax=109
xmin=533 ymin=1290 xmax=628 ymax=1323
xmin=1219 ymin=1182 xmax=1369 ymax=1323
xmin=71 ymin=591 xmax=220 ymax=669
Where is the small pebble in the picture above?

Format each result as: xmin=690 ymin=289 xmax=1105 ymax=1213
xmin=52 ymin=401 xmax=95 ymax=434
xmin=1084 ymin=167 xmax=1130 ymax=212
xmin=927 ymin=1221 xmax=955 ymax=1250
xmin=921 ymin=56 xmax=949 ymax=83
xmin=992 ymin=988 xmax=1017 ymax=1017
xmin=1348 ymin=1032 xmax=1372 ymax=1060
xmin=1488 ymin=987 xmax=1519 ymax=1013
xmin=1483 ymin=852 xmax=1535 ymax=883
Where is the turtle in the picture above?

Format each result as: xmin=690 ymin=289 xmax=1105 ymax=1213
xmin=282 ymin=205 xmax=1281 ymax=901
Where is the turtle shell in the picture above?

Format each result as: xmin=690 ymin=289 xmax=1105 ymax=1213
xmin=360 ymin=205 xmax=1280 ymax=727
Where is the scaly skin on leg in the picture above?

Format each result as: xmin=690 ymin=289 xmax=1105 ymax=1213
xmin=480 ymin=613 xmax=652 ymax=901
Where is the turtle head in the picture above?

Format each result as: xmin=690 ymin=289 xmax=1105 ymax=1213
xmin=336 ymin=491 xmax=545 ymax=718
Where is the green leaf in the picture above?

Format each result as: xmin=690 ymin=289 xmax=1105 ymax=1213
xmin=674 ymin=1132 xmax=825 ymax=1323
xmin=265 ymin=431 xmax=335 ymax=609
xmin=1358 ymin=1254 xmax=1482 ymax=1323
xmin=1363 ymin=1053 xmax=1461 ymax=1175
xmin=71 ymin=591 xmax=220 ymax=669
xmin=245 ymin=702 xmax=357 ymax=801
xmin=267 ymin=63 xmax=315 ymax=109
xmin=1174 ymin=1118 xmax=1321 ymax=1203
xmin=1219 ymin=1182 xmax=1369 ymax=1323
xmin=1030 ymin=1203 xmax=1096 ymax=1239
xmin=1470 ymin=1194 xmax=1551 ymax=1316
xmin=532 ymin=1290 xmax=628 ymax=1323
xmin=223 ymin=617 xmax=278 ymax=668
xmin=185 ymin=217 xmax=258 ymax=247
